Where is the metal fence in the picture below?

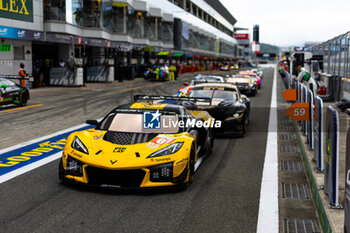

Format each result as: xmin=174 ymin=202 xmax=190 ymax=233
xmin=312 ymin=32 xmax=350 ymax=77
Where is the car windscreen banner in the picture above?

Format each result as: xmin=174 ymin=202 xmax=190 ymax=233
xmin=307 ymin=89 xmax=314 ymax=150
xmin=345 ymin=126 xmax=350 ymax=233
xmin=324 ymin=106 xmax=341 ymax=207
xmin=313 ymin=96 xmax=324 ymax=171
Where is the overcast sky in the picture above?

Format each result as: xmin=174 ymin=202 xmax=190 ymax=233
xmin=220 ymin=0 xmax=350 ymax=47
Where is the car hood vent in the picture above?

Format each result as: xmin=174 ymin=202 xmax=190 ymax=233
xmin=103 ymin=132 xmax=158 ymax=145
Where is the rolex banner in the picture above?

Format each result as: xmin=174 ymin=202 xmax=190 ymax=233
xmin=324 ymin=106 xmax=340 ymax=207
xmin=313 ymin=96 xmax=324 ymax=171
xmin=0 ymin=0 xmax=33 ymax=22
xmin=345 ymin=126 xmax=350 ymax=233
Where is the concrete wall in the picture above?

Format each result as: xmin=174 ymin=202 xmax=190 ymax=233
xmin=0 ymin=39 xmax=32 ymax=75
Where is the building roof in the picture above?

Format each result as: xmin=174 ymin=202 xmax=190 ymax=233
xmin=204 ymin=0 xmax=237 ymax=25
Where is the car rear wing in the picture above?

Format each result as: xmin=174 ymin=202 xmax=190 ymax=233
xmin=192 ymin=80 xmax=225 ymax=85
xmin=133 ymin=95 xmax=212 ymax=104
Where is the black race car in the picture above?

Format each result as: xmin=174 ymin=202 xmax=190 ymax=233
xmin=136 ymin=83 xmax=250 ymax=137
xmin=0 ymin=78 xmax=30 ymax=107
xmin=187 ymin=83 xmax=250 ymax=137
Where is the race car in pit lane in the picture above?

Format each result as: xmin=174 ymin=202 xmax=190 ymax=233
xmin=185 ymin=83 xmax=250 ymax=137
xmin=144 ymin=65 xmax=170 ymax=81
xmin=249 ymin=69 xmax=263 ymax=79
xmin=59 ymin=100 xmax=215 ymax=189
xmin=0 ymin=78 xmax=30 ymax=107
xmin=177 ymin=75 xmax=225 ymax=96
xmin=225 ymin=75 xmax=258 ymax=96
xmin=239 ymin=71 xmax=261 ymax=88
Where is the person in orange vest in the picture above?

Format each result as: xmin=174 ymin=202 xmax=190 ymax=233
xmin=18 ymin=63 xmax=27 ymax=87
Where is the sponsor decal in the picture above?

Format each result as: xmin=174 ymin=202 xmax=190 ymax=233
xmin=143 ymin=110 xmax=161 ymax=129
xmin=110 ymin=159 xmax=118 ymax=165
xmin=175 ymin=158 xmax=188 ymax=165
xmin=0 ymin=125 xmax=93 ymax=176
xmin=146 ymin=142 xmax=160 ymax=150
xmin=113 ymin=147 xmax=126 ymax=153
xmin=151 ymin=157 xmax=171 ymax=162
xmin=0 ymin=139 xmax=67 ymax=168
xmin=151 ymin=135 xmax=175 ymax=146
xmin=71 ymin=150 xmax=83 ymax=158
xmin=17 ymin=30 xmax=25 ymax=38
xmin=33 ymin=32 xmax=41 ymax=39
xmin=93 ymin=136 xmax=103 ymax=140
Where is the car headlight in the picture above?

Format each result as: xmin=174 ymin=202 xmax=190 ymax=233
xmin=66 ymin=156 xmax=83 ymax=176
xmin=147 ymin=142 xmax=184 ymax=158
xmin=71 ymin=137 xmax=88 ymax=154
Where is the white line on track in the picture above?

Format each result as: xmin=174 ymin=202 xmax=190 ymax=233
xmin=0 ymin=122 xmax=93 ymax=184
xmin=0 ymin=123 xmax=89 ymax=154
xmin=256 ymin=67 xmax=279 ymax=233
xmin=0 ymin=152 xmax=61 ymax=184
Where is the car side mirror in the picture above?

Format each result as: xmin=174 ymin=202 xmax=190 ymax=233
xmin=86 ymin=120 xmax=98 ymax=126
xmin=1 ymin=84 xmax=7 ymax=89
xmin=183 ymin=82 xmax=189 ymax=86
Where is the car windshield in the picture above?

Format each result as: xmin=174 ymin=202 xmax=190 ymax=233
xmin=0 ymin=79 xmax=15 ymax=86
xmin=189 ymin=88 xmax=237 ymax=102
xmin=99 ymin=112 xmax=180 ymax=134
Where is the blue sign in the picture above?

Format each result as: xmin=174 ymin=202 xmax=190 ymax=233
xmin=313 ymin=96 xmax=324 ymax=171
xmin=307 ymin=89 xmax=314 ymax=150
xmin=0 ymin=26 xmax=44 ymax=41
xmin=0 ymin=125 xmax=93 ymax=176
xmin=143 ymin=110 xmax=161 ymax=129
xmin=324 ymin=106 xmax=341 ymax=207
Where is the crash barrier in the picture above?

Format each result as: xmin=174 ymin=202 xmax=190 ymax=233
xmin=307 ymin=89 xmax=314 ymax=150
xmin=324 ymin=106 xmax=341 ymax=208
xmin=289 ymin=78 xmax=333 ymax=232
xmin=280 ymin=69 xmax=291 ymax=89
xmin=341 ymin=78 xmax=350 ymax=101
xmin=313 ymin=96 xmax=324 ymax=171
xmin=298 ymin=82 xmax=302 ymax=103
xmin=302 ymin=85 xmax=308 ymax=136
xmin=318 ymin=73 xmax=342 ymax=102
xmin=345 ymin=126 xmax=350 ymax=232
xmin=87 ymin=66 xmax=114 ymax=83
xmin=50 ymin=67 xmax=83 ymax=86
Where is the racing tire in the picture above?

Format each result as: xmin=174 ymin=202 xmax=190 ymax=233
xmin=177 ymin=146 xmax=195 ymax=191
xmin=238 ymin=114 xmax=248 ymax=138
xmin=18 ymin=91 xmax=28 ymax=106
xmin=251 ymin=89 xmax=257 ymax=97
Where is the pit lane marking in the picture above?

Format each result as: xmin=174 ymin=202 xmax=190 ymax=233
xmin=0 ymin=122 xmax=96 ymax=184
xmin=256 ymin=67 xmax=279 ymax=233
xmin=0 ymin=104 xmax=43 ymax=114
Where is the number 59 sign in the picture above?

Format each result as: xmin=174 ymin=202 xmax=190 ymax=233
xmin=286 ymin=103 xmax=310 ymax=121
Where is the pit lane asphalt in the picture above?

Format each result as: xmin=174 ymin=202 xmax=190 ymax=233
xmin=0 ymin=69 xmax=274 ymax=233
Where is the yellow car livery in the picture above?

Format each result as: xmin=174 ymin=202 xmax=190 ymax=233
xmin=59 ymin=101 xmax=214 ymax=189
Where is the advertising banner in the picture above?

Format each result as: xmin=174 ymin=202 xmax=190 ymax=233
xmin=313 ymin=96 xmax=324 ymax=171
xmin=307 ymin=89 xmax=314 ymax=149
xmin=0 ymin=26 xmax=43 ymax=40
xmin=324 ymin=106 xmax=340 ymax=207
xmin=345 ymin=126 xmax=350 ymax=232
xmin=0 ymin=0 xmax=33 ymax=22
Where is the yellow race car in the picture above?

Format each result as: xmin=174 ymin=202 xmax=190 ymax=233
xmin=59 ymin=99 xmax=215 ymax=189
